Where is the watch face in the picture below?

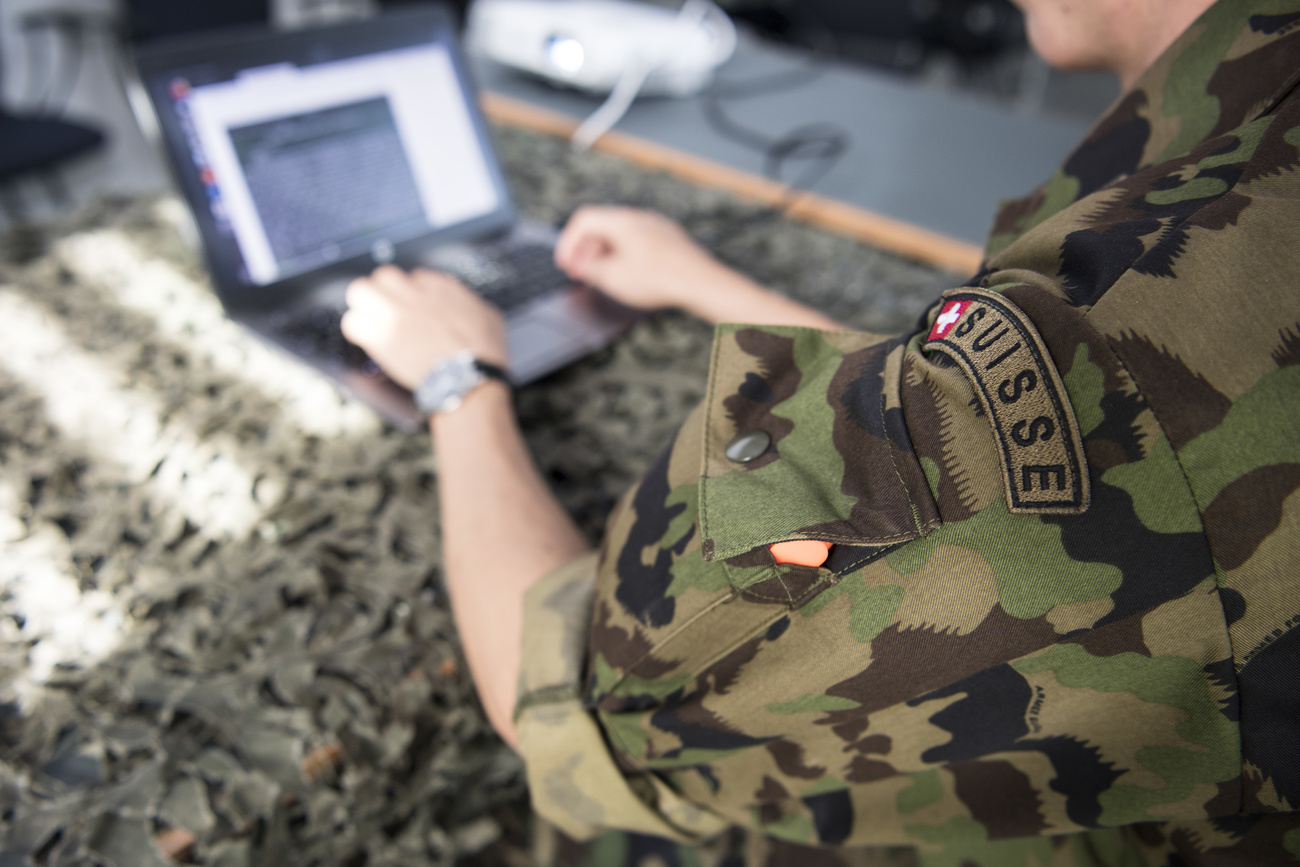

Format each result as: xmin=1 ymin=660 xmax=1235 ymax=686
xmin=416 ymin=351 xmax=482 ymax=414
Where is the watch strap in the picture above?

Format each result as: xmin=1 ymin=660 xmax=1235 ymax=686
xmin=473 ymin=358 xmax=509 ymax=384
xmin=415 ymin=350 xmax=511 ymax=416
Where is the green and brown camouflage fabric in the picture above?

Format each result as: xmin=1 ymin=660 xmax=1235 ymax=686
xmin=515 ymin=1 xmax=1300 ymax=863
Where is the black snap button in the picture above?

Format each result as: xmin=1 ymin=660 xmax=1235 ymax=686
xmin=725 ymin=430 xmax=772 ymax=463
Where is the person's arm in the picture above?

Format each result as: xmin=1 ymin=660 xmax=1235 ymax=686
xmin=429 ymin=383 xmax=589 ymax=747
xmin=341 ymin=267 xmax=589 ymax=748
xmin=555 ymin=206 xmax=841 ymax=330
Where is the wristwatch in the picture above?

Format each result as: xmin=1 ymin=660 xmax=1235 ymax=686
xmin=414 ymin=350 xmax=509 ymax=415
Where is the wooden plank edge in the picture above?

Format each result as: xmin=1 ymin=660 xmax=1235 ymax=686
xmin=480 ymin=90 xmax=984 ymax=275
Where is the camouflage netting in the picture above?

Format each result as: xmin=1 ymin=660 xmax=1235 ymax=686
xmin=0 ymin=124 xmax=956 ymax=866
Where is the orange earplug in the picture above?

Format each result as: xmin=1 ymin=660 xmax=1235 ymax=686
xmin=768 ymin=539 xmax=833 ymax=568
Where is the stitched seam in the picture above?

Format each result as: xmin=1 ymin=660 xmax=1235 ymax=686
xmin=515 ymin=685 xmax=581 ymax=718
xmin=710 ymin=529 xmax=924 ymax=562
xmin=602 ymin=588 xmax=740 ymax=695
xmin=1261 ymin=67 xmax=1300 ymax=119
xmin=742 ymin=578 xmax=797 ymax=604
xmin=697 ymin=327 xmax=728 ymax=556
xmin=878 ymin=366 xmax=926 ymax=535
xmin=738 ymin=565 xmax=798 ymax=606
xmin=742 ymin=591 xmax=792 ymax=602
xmin=1095 ymin=322 xmax=1241 ymax=807
xmin=598 ymin=609 xmax=792 ymax=775
xmin=1099 ymin=332 xmax=1214 ymax=532
xmin=724 ymin=561 xmax=778 ymax=592
xmin=791 ymin=575 xmax=838 ymax=608
xmin=831 ymin=543 xmax=907 ymax=577
xmin=773 ymin=567 xmax=796 ymax=606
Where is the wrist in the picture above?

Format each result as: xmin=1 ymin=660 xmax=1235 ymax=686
xmin=414 ymin=350 xmax=510 ymax=416
xmin=427 ymin=378 xmax=512 ymax=436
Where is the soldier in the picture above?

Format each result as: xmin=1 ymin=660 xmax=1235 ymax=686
xmin=341 ymin=0 xmax=1300 ymax=863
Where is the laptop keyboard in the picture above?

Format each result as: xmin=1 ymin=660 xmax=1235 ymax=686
xmin=444 ymin=243 xmax=572 ymax=310
xmin=278 ymin=244 xmax=570 ymax=376
xmin=280 ymin=307 xmax=383 ymax=377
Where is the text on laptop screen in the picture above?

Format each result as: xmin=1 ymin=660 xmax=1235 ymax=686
xmin=172 ymin=42 xmax=500 ymax=286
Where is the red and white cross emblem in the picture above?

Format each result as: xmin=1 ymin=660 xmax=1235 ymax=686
xmin=928 ymin=300 xmax=971 ymax=341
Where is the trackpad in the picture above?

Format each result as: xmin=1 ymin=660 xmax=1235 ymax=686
xmin=505 ymin=288 xmax=641 ymax=384
xmin=507 ymin=319 xmax=574 ymax=380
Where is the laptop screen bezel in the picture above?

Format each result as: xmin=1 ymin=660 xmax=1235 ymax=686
xmin=133 ymin=4 xmax=518 ymax=313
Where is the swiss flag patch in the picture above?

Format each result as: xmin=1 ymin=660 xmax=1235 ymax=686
xmin=928 ymin=300 xmax=971 ymax=341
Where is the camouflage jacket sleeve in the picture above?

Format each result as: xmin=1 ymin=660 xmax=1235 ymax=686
xmin=516 ymin=1 xmax=1300 ymax=859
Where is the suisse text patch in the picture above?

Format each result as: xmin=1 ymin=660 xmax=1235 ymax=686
xmin=924 ymin=290 xmax=1090 ymax=514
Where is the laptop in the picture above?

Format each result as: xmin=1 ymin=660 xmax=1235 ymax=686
xmin=132 ymin=4 xmax=638 ymax=430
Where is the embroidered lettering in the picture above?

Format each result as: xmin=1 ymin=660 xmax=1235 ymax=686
xmin=1011 ymin=416 xmax=1055 ymax=446
xmin=955 ymin=306 xmax=986 ymax=338
xmin=997 ymin=370 xmax=1037 ymax=404
xmin=972 ymin=321 xmax=1009 ymax=352
xmin=1027 ymin=684 xmax=1047 ymax=734
xmin=922 ymin=289 xmax=1089 ymax=514
xmin=1022 ymin=464 xmax=1066 ymax=491
xmin=985 ymin=341 xmax=1022 ymax=370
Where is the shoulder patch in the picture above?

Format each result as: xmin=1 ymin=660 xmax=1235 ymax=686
xmin=924 ymin=289 xmax=1090 ymax=514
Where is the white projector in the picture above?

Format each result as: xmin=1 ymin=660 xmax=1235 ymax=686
xmin=467 ymin=0 xmax=736 ymax=97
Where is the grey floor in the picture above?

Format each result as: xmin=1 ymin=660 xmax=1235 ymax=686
xmin=0 ymin=0 xmax=1117 ymax=242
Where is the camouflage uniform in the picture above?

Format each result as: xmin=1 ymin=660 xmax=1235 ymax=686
xmin=515 ymin=1 xmax=1300 ymax=863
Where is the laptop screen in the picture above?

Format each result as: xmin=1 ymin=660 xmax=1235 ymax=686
xmin=138 ymin=8 xmax=510 ymax=292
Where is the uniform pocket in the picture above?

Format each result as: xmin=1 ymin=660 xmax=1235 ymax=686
xmin=698 ymin=325 xmax=942 ymax=578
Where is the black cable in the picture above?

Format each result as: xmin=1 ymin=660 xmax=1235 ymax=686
xmin=690 ymin=37 xmax=852 ymax=248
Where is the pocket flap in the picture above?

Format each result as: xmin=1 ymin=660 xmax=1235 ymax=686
xmin=699 ymin=324 xmax=941 ymax=562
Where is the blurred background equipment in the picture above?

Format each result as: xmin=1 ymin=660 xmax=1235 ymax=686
xmin=468 ymin=0 xmax=737 ymax=148
xmin=717 ymin=0 xmax=1024 ymax=72
xmin=121 ymin=0 xmax=270 ymax=43
xmin=0 ymin=0 xmax=1116 ymax=244
xmin=0 ymin=108 xmax=103 ymax=222
xmin=0 ymin=6 xmax=110 ymax=222
xmin=468 ymin=0 xmax=736 ymax=97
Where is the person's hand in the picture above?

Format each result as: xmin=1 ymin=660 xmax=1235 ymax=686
xmin=555 ymin=205 xmax=841 ymax=329
xmin=554 ymin=206 xmax=727 ymax=312
xmin=341 ymin=266 xmax=507 ymax=390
